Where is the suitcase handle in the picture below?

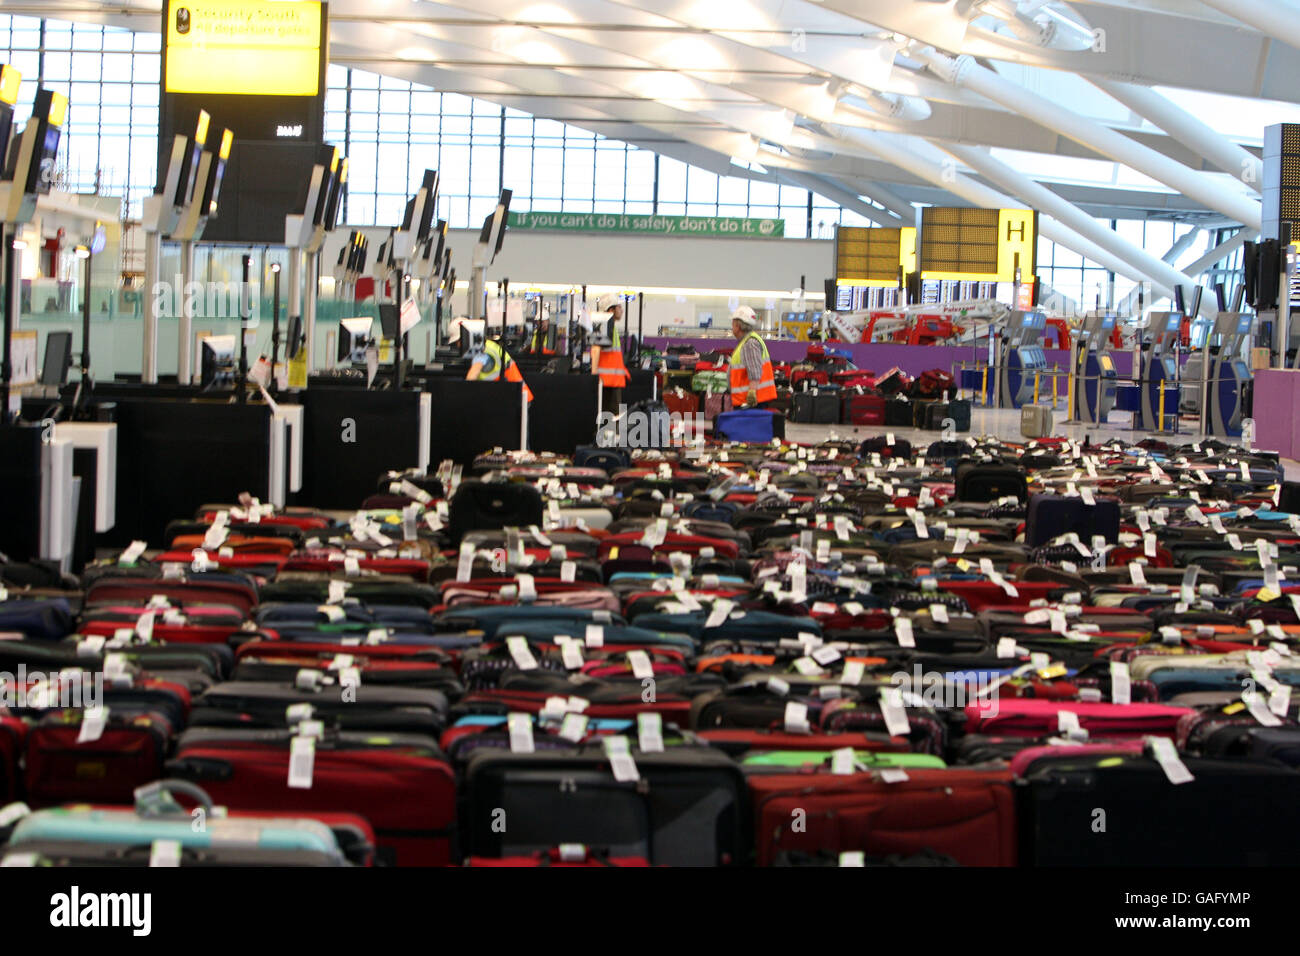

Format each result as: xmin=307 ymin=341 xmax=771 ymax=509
xmin=134 ymin=778 xmax=215 ymax=816
xmin=163 ymin=758 xmax=235 ymax=783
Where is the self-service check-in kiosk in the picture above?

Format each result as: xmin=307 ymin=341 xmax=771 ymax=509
xmin=1139 ymin=312 xmax=1183 ymax=431
xmin=996 ymin=310 xmax=1048 ymax=408
xmin=1202 ymin=312 xmax=1255 ymax=438
xmin=1073 ymin=312 xmax=1118 ymax=423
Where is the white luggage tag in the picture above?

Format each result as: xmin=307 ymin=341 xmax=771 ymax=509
xmin=1057 ymin=710 xmax=1088 ymax=741
xmin=134 ymin=610 xmax=156 ymax=643
xmin=830 ymin=747 xmax=856 ymax=776
xmin=1270 ymin=684 xmax=1293 ymax=718
xmin=841 ymin=660 xmax=866 ymax=685
xmin=1243 ymin=690 xmax=1284 ymax=727
xmin=894 ymin=617 xmax=916 ymax=648
xmin=1129 ymin=562 xmax=1147 ymax=587
xmin=77 ymin=706 xmax=110 ymax=744
xmin=584 ymin=624 xmax=605 ymax=648
xmin=288 ymin=733 xmax=317 ymax=790
xmin=1110 ymin=662 xmax=1132 ymax=705
xmin=1146 ymin=737 xmax=1194 ymax=785
xmin=879 ymin=687 xmax=910 ymax=737
xmin=505 ymin=636 xmax=539 ymax=671
xmin=515 ymin=573 xmax=537 ymax=603
xmin=783 ymin=701 xmax=811 ymax=734
xmin=558 ymin=713 xmax=589 ymax=743
xmin=627 ymin=650 xmax=655 ymax=680
xmin=508 ymin=713 xmax=536 ymax=753
xmin=456 ymin=542 xmax=475 ymax=583
xmin=603 ymin=736 xmax=640 ymax=782
xmin=637 ymin=713 xmax=664 ymax=753
xmin=149 ymin=840 xmax=182 ymax=868
xmin=119 ymin=540 xmax=148 ymax=565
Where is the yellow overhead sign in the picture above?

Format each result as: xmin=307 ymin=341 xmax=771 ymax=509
xmin=164 ymin=0 xmax=323 ymax=97
xmin=835 ymin=226 xmax=913 ymax=288
xmin=0 ymin=66 xmax=20 ymax=107
xmin=920 ymin=206 xmax=1037 ymax=283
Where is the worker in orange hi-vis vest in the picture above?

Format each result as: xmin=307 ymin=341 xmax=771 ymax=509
xmin=449 ymin=316 xmax=533 ymax=403
xmin=729 ymin=306 xmax=777 ymax=409
xmin=590 ymin=292 xmax=631 ymax=409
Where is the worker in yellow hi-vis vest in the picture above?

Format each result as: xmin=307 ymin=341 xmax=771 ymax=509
xmin=590 ymin=292 xmax=630 ymax=409
xmin=449 ymin=316 xmax=533 ymax=403
xmin=729 ymin=306 xmax=777 ymax=408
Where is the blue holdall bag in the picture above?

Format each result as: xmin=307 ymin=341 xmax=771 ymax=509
xmin=715 ymin=409 xmax=784 ymax=444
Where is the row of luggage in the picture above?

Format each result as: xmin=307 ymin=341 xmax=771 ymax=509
xmin=1 ymin=434 xmax=1298 ymax=866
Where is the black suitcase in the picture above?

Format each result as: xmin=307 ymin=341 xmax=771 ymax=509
xmin=1024 ymin=493 xmax=1121 ymax=548
xmin=911 ymin=399 xmax=937 ymax=428
xmin=459 ymin=744 xmax=749 ymax=866
xmin=791 ymin=389 xmax=840 ymax=425
xmin=573 ymin=446 xmax=632 ymax=474
xmin=955 ymin=463 xmax=1028 ymax=502
xmin=922 ymin=402 xmax=970 ymax=432
xmin=448 ymin=480 xmax=545 ymax=545
xmin=1019 ymin=751 xmax=1300 ymax=865
xmin=884 ymin=399 xmax=914 ymax=428
xmin=859 ymin=436 xmax=913 ymax=460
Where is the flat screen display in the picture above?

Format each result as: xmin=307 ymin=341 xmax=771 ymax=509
xmin=164 ymin=0 xmax=323 ymax=97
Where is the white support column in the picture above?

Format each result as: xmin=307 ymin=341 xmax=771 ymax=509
xmin=1198 ymin=0 xmax=1300 ymax=53
xmin=914 ymin=48 xmax=1263 ymax=232
xmin=1092 ymin=79 xmax=1263 ymax=190
xmin=777 ymin=169 xmax=912 ymax=226
xmin=177 ymin=239 xmax=195 ymax=385
xmin=938 ymin=141 xmax=1221 ymax=317
xmin=833 ymin=127 xmax=1165 ymax=296
xmin=142 ymin=229 xmax=161 ymax=384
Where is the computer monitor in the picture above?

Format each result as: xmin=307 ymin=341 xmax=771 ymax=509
xmin=378 ymin=303 xmax=400 ymax=341
xmin=285 ymin=313 xmax=303 ymax=360
xmin=1237 ymin=315 xmax=1253 ymax=336
xmin=338 ymin=317 xmax=373 ymax=364
xmin=40 ymin=330 xmax=71 ymax=386
xmin=199 ymin=334 xmax=236 ymax=390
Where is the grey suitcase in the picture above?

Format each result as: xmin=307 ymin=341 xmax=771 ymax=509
xmin=1020 ymin=404 xmax=1053 ymax=439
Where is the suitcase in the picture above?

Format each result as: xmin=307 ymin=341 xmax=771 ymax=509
xmin=25 ymin=708 xmax=174 ymax=806
xmin=911 ymin=399 xmax=938 ymax=428
xmin=923 ymin=399 xmax=972 ymax=432
xmin=715 ymin=409 xmax=783 ymax=443
xmin=746 ymin=767 xmax=1017 ymax=867
xmin=703 ymin=393 xmax=727 ymax=421
xmin=955 ymin=463 xmax=1028 ymax=502
xmin=1020 ymin=752 xmax=1300 ymax=865
xmin=459 ymin=743 xmax=748 ymax=866
xmin=0 ymin=598 xmax=76 ymax=640
xmin=573 ymin=446 xmax=632 ymax=474
xmin=790 ymin=389 xmax=840 ymax=424
xmin=842 ymin=392 xmax=886 ymax=426
xmin=662 ymin=388 xmax=699 ymax=417
xmin=0 ymin=715 xmax=26 ymax=802
xmin=859 ymin=436 xmax=913 ymax=460
xmin=447 ymin=480 xmax=545 ymax=545
xmin=167 ymin=727 xmax=455 ymax=866
xmin=1024 ymin=493 xmax=1122 ymax=548
xmin=1020 ymin=404 xmax=1054 ymax=439
xmin=464 ymin=848 xmax=653 ymax=867
xmin=964 ymin=699 xmax=1193 ymax=739
xmin=884 ymin=399 xmax=914 ymax=428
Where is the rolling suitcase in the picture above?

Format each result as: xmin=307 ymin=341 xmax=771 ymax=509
xmin=447 ymin=481 xmax=545 ymax=545
xmin=1019 ymin=751 xmax=1300 ymax=865
xmin=790 ymin=389 xmax=840 ymax=425
xmin=746 ymin=767 xmax=1017 ymax=867
xmin=459 ymin=743 xmax=748 ymax=866
xmin=955 ymin=463 xmax=1028 ymax=502
xmin=167 ymin=727 xmax=455 ymax=866
xmin=842 ymin=392 xmax=886 ymax=426
xmin=1020 ymin=404 xmax=1054 ymax=439
xmin=884 ymin=399 xmax=914 ymax=428
xmin=924 ymin=399 xmax=971 ymax=432
xmin=1024 ymin=493 xmax=1122 ymax=547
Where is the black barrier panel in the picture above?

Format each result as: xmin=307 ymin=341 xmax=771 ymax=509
xmin=527 ymin=373 xmax=599 ymax=455
xmin=0 ymin=423 xmax=44 ymax=562
xmin=423 ymin=376 xmax=523 ymax=466
xmin=108 ymin=399 xmax=273 ymax=547
xmin=625 ymin=368 xmax=656 ymax=408
xmin=299 ymin=388 xmax=424 ymax=509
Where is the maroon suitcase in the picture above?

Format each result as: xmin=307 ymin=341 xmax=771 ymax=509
xmin=168 ymin=728 xmax=457 ymax=867
xmin=25 ymin=708 xmax=173 ymax=807
xmin=662 ymin=388 xmax=700 ymax=417
xmin=842 ymin=392 xmax=886 ymax=426
xmin=703 ymin=393 xmax=727 ymax=421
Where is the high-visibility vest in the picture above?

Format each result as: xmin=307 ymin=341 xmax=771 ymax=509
xmin=593 ymin=325 xmax=630 ymax=389
xmin=529 ymin=327 xmax=554 ymax=355
xmin=478 ymin=339 xmax=534 ymax=403
xmin=730 ymin=332 xmax=777 ymax=407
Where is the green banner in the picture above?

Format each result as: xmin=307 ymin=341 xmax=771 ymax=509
xmin=507 ymin=210 xmax=784 ymax=238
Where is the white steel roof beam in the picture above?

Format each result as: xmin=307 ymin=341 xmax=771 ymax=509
xmin=1091 ymin=79 xmax=1263 ymax=189
xmin=913 ymin=47 xmax=1262 ymax=231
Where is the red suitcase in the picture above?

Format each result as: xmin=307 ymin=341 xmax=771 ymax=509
xmin=25 ymin=708 xmax=174 ymax=807
xmin=964 ymin=699 xmax=1194 ymax=739
xmin=167 ymin=728 xmax=457 ymax=867
xmin=747 ymin=767 xmax=1018 ymax=866
xmin=662 ymin=388 xmax=699 ymax=417
xmin=842 ymin=393 xmax=886 ymax=426
xmin=0 ymin=715 xmax=26 ymax=803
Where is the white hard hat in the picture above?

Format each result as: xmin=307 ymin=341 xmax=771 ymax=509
xmin=596 ymin=293 xmax=621 ymax=313
xmin=731 ymin=305 xmax=758 ymax=328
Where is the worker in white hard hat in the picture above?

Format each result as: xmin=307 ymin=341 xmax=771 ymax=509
xmin=449 ymin=316 xmax=533 ymax=402
xmin=590 ymin=292 xmax=630 ymax=407
xmin=729 ymin=306 xmax=776 ymax=408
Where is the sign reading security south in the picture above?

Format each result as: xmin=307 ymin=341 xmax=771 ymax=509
xmin=164 ymin=0 xmax=323 ymax=97
xmin=508 ymin=211 xmax=784 ymax=239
